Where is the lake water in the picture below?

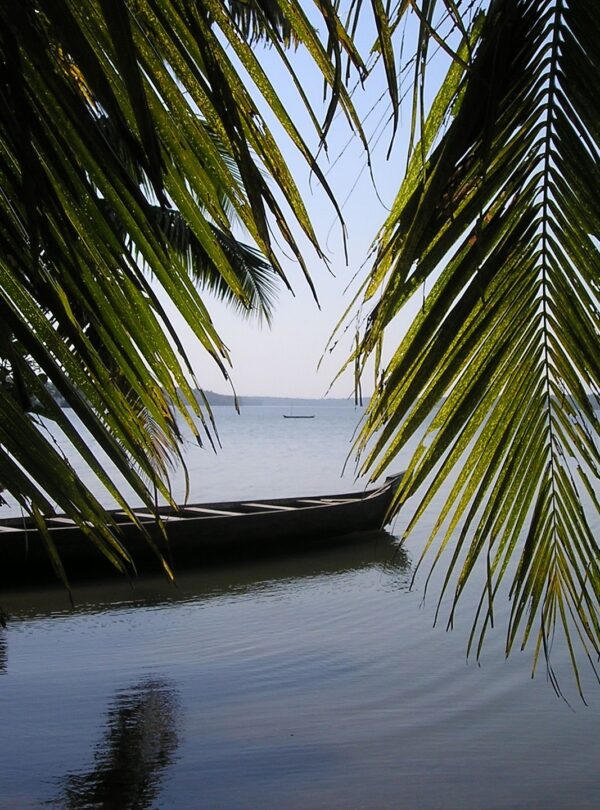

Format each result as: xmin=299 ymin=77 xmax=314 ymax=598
xmin=1 ymin=405 xmax=599 ymax=808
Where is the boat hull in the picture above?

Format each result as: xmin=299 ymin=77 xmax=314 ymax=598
xmin=0 ymin=476 xmax=402 ymax=585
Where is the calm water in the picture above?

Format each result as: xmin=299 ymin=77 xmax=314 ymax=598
xmin=1 ymin=405 xmax=599 ymax=809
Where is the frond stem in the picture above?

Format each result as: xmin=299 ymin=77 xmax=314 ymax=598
xmin=539 ymin=0 xmax=564 ymax=561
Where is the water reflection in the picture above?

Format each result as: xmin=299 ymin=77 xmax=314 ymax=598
xmin=0 ymin=631 xmax=6 ymax=673
xmin=51 ymin=679 xmax=178 ymax=809
xmin=3 ymin=529 xmax=410 ymax=623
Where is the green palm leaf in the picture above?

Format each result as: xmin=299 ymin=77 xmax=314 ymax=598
xmin=0 ymin=0 xmax=384 ymax=582
xmin=151 ymin=209 xmax=278 ymax=323
xmin=94 ymin=111 xmax=279 ymax=321
xmin=351 ymin=0 xmax=600 ymax=687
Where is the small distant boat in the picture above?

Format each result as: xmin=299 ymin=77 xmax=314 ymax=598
xmin=283 ymin=403 xmax=314 ymax=418
xmin=0 ymin=475 xmax=404 ymax=584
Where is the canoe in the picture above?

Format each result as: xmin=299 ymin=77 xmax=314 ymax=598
xmin=0 ymin=474 xmax=403 ymax=585
xmin=282 ymin=414 xmax=315 ymax=419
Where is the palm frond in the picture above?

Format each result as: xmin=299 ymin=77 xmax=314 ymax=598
xmin=94 ymin=112 xmax=279 ymax=321
xmin=223 ymin=0 xmax=297 ymax=45
xmin=151 ymin=209 xmax=278 ymax=324
xmin=351 ymin=0 xmax=600 ymax=687
xmin=0 ymin=0 xmax=375 ymax=577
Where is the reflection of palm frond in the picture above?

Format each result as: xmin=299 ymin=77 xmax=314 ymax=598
xmin=352 ymin=0 xmax=600 ymax=690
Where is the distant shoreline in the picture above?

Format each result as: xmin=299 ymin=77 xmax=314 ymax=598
xmin=199 ymin=390 xmax=369 ymax=407
xmin=45 ymin=383 xmax=370 ymax=409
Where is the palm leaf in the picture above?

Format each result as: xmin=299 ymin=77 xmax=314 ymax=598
xmin=0 ymin=0 xmax=384 ymax=579
xmin=351 ymin=0 xmax=600 ymax=688
xmin=151 ymin=209 xmax=278 ymax=324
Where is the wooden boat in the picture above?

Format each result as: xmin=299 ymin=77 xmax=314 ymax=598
xmin=0 ymin=474 xmax=403 ymax=585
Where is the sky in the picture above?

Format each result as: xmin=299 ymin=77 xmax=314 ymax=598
xmin=171 ymin=15 xmax=442 ymax=400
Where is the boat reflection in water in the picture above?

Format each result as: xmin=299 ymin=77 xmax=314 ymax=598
xmin=51 ymin=679 xmax=179 ymax=810
xmin=2 ymin=529 xmax=409 ymax=622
